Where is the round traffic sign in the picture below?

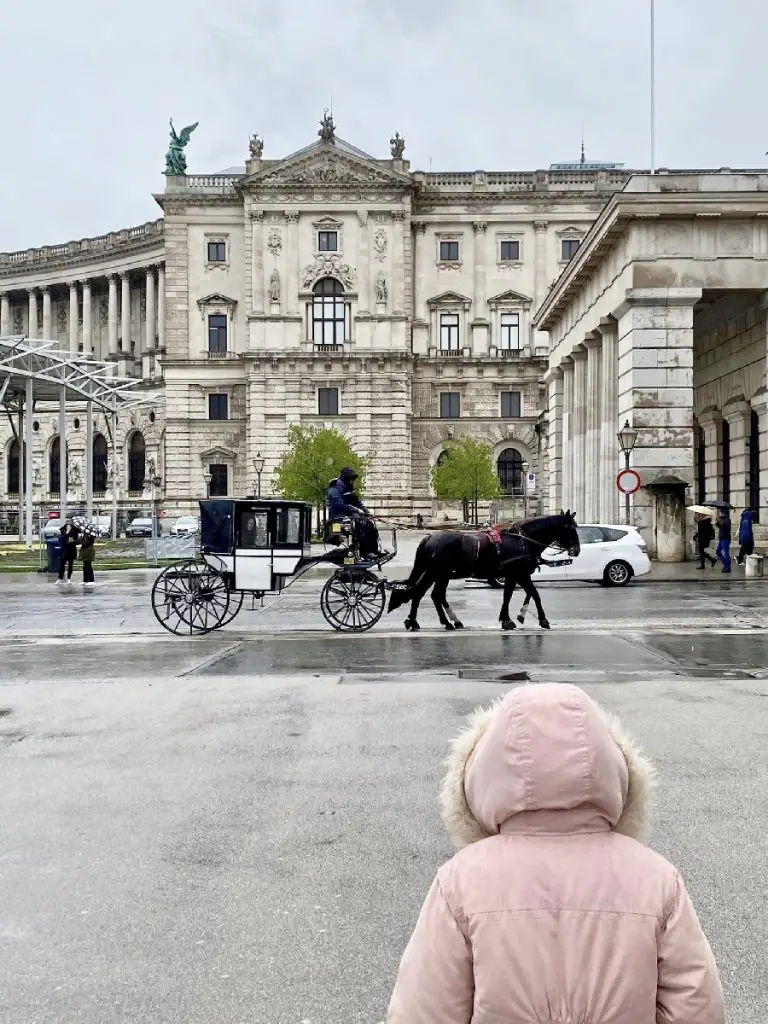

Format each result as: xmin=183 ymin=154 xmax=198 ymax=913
xmin=616 ymin=469 xmax=641 ymax=495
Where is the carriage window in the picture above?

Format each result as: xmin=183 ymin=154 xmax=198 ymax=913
xmin=276 ymin=508 xmax=301 ymax=545
xmin=240 ymin=511 xmax=269 ymax=548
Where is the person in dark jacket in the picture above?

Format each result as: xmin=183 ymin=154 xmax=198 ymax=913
xmin=716 ymin=510 xmax=732 ymax=573
xmin=737 ymin=508 xmax=755 ymax=566
xmin=694 ymin=514 xmax=716 ymax=570
xmin=56 ymin=523 xmax=80 ymax=585
xmin=79 ymin=531 xmax=96 ymax=588
xmin=326 ymin=467 xmax=381 ymax=558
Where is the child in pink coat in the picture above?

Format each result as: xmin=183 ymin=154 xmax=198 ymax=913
xmin=388 ymin=683 xmax=725 ymax=1023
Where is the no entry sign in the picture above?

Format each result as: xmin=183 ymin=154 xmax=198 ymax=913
xmin=616 ymin=469 xmax=641 ymax=495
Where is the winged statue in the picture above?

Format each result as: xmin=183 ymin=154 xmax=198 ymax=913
xmin=164 ymin=118 xmax=199 ymax=175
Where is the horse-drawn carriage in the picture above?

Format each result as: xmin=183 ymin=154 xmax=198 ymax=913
xmin=150 ymin=498 xmax=397 ymax=636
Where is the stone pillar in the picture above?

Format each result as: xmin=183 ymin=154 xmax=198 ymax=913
xmin=598 ymin=317 xmax=619 ymax=523
xmin=471 ymin=221 xmax=489 ymax=356
xmin=157 ymin=265 xmax=165 ymax=351
xmin=357 ymin=209 xmax=370 ymax=314
xmin=750 ymin=388 xmax=768 ymax=520
xmin=121 ymin=273 xmax=131 ymax=355
xmin=42 ymin=288 xmax=52 ymax=338
xmin=284 ymin=211 xmax=299 ymax=315
xmin=615 ymin=287 xmax=701 ymax=559
xmin=391 ymin=210 xmax=405 ymax=315
xmin=546 ymin=366 xmax=564 ymax=513
xmin=68 ymin=282 xmax=79 ymax=354
xmin=561 ymin=357 xmax=574 ymax=508
xmin=1 ymin=293 xmax=10 ymax=335
xmin=250 ymin=211 xmax=265 ymax=314
xmin=723 ymin=398 xmax=750 ymax=511
xmin=584 ymin=334 xmax=602 ymax=523
xmin=698 ymin=410 xmax=722 ymax=504
xmin=28 ymin=290 xmax=39 ymax=339
xmin=145 ymin=268 xmax=156 ymax=354
xmin=533 ymin=221 xmax=549 ymax=313
xmin=81 ymin=280 xmax=92 ymax=356
xmin=571 ymin=347 xmax=587 ymax=520
xmin=107 ymin=275 xmax=119 ymax=357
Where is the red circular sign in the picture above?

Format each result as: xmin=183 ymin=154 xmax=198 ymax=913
xmin=616 ymin=469 xmax=641 ymax=495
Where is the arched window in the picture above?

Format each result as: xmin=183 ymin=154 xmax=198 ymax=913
xmin=49 ymin=437 xmax=61 ymax=495
xmin=7 ymin=439 xmax=20 ymax=495
xmin=435 ymin=449 xmax=450 ymax=469
xmin=497 ymin=448 xmax=524 ymax=495
xmin=93 ymin=434 xmax=108 ymax=493
xmin=312 ymin=277 xmax=346 ymax=347
xmin=128 ymin=432 xmax=146 ymax=492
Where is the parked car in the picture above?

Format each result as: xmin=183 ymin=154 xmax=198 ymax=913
xmin=170 ymin=515 xmax=199 ymax=537
xmin=490 ymin=524 xmax=651 ymax=587
xmin=125 ymin=517 xmax=157 ymax=538
xmin=42 ymin=518 xmax=65 ymax=542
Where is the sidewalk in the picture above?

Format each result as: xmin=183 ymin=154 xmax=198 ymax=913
xmin=643 ymin=560 xmax=765 ymax=583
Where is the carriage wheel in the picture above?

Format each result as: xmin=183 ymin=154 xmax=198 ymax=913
xmin=151 ymin=558 xmax=231 ymax=636
xmin=320 ymin=570 xmax=385 ymax=632
xmin=212 ymin=589 xmax=244 ymax=629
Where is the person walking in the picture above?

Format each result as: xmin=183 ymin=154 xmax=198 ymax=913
xmin=737 ymin=507 xmax=755 ymax=566
xmin=694 ymin=513 xmax=717 ymax=570
xmin=79 ymin=530 xmax=96 ymax=588
xmin=716 ymin=509 xmax=732 ymax=573
xmin=56 ymin=523 xmax=79 ymax=586
xmin=388 ymin=684 xmax=725 ymax=1024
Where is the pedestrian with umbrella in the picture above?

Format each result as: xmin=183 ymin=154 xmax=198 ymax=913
xmin=737 ymin=507 xmax=756 ymax=566
xmin=715 ymin=506 xmax=732 ymax=574
xmin=688 ymin=506 xmax=717 ymax=570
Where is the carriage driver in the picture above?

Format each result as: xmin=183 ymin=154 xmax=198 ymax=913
xmin=327 ymin=467 xmax=384 ymax=559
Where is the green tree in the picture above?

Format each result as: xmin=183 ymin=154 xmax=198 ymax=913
xmin=431 ymin=438 xmax=501 ymax=525
xmin=273 ymin=425 xmax=371 ymax=530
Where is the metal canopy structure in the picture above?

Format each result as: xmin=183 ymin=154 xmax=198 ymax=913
xmin=0 ymin=335 xmax=149 ymax=545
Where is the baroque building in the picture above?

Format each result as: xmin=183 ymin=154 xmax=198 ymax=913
xmin=0 ymin=117 xmax=634 ymax=529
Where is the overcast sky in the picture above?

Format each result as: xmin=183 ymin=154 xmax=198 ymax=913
xmin=1 ymin=0 xmax=766 ymax=251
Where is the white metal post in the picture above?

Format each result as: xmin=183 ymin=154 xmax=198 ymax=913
xmin=85 ymin=399 xmax=93 ymax=519
xmin=25 ymin=378 xmax=34 ymax=546
xmin=59 ymin=385 xmax=67 ymax=522
xmin=111 ymin=411 xmax=118 ymax=540
xmin=16 ymin=407 xmax=23 ymax=542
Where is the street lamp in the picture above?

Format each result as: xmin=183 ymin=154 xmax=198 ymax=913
xmin=203 ymin=470 xmax=212 ymax=498
xmin=617 ymin=420 xmax=639 ymax=525
xmin=252 ymin=453 xmax=264 ymax=498
xmin=521 ymin=460 xmax=529 ymax=519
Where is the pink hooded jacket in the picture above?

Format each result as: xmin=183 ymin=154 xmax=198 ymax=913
xmin=388 ymin=684 xmax=725 ymax=1024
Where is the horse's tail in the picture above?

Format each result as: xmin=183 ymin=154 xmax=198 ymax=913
xmin=388 ymin=536 xmax=430 ymax=612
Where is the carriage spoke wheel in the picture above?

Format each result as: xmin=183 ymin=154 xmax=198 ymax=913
xmin=151 ymin=558 xmax=231 ymax=636
xmin=320 ymin=571 xmax=385 ymax=632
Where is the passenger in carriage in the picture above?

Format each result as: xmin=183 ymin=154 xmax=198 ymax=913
xmin=326 ymin=467 xmax=385 ymax=559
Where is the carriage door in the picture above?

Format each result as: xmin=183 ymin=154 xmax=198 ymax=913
xmin=234 ymin=507 xmax=272 ymax=592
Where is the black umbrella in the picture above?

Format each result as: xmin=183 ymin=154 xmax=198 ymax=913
xmin=704 ymin=500 xmax=733 ymax=511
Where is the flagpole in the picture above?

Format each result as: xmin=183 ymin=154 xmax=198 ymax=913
xmin=650 ymin=0 xmax=656 ymax=172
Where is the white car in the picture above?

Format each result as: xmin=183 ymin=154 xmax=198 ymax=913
xmin=170 ymin=515 xmax=200 ymax=537
xmin=535 ymin=524 xmax=651 ymax=586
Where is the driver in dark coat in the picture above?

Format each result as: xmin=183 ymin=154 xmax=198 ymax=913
xmin=327 ymin=467 xmax=382 ymax=558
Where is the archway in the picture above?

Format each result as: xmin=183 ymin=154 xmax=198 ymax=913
xmin=93 ymin=434 xmax=108 ymax=493
xmin=7 ymin=439 xmax=21 ymax=495
xmin=497 ymin=447 xmax=524 ymax=495
xmin=49 ymin=437 xmax=61 ymax=495
xmin=127 ymin=432 xmax=146 ymax=492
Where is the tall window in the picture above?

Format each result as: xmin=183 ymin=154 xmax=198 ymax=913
xmin=93 ymin=434 xmax=108 ymax=493
xmin=439 ymin=240 xmax=460 ymax=261
xmin=209 ymin=463 xmax=228 ymax=496
xmin=128 ymin=432 xmax=146 ymax=492
xmin=498 ymin=447 xmax=524 ymax=495
xmin=696 ymin=425 xmax=706 ymax=506
xmin=750 ymin=409 xmax=760 ymax=522
xmin=317 ymin=231 xmax=338 ymax=252
xmin=561 ymin=239 xmax=580 ymax=261
xmin=501 ymin=391 xmax=521 ymax=418
xmin=207 ymin=241 xmax=226 ymax=262
xmin=439 ymin=392 xmax=460 ymax=419
xmin=312 ymin=278 xmax=346 ymax=347
xmin=721 ymin=419 xmax=730 ymax=504
xmin=439 ymin=313 xmax=460 ymax=352
xmin=499 ymin=313 xmax=520 ymax=351
xmin=208 ymin=394 xmax=229 ymax=420
xmin=7 ymin=438 xmax=20 ymax=495
xmin=318 ymin=387 xmax=339 ymax=416
xmin=49 ymin=437 xmax=61 ymax=495
xmin=208 ymin=313 xmax=228 ymax=353
xmin=499 ymin=240 xmax=520 ymax=262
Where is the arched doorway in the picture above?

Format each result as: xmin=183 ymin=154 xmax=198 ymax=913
xmin=7 ymin=439 xmax=20 ymax=495
xmin=497 ymin=447 xmax=524 ymax=495
xmin=93 ymin=434 xmax=108 ymax=493
xmin=49 ymin=437 xmax=61 ymax=495
xmin=312 ymin=277 xmax=346 ymax=347
xmin=127 ymin=432 xmax=146 ymax=492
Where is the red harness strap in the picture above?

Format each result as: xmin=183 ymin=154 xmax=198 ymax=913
xmin=486 ymin=525 xmax=503 ymax=545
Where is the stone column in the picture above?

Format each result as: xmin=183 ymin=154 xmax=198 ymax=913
xmin=571 ymin=347 xmax=587 ymax=520
xmin=68 ymin=282 xmax=79 ymax=354
xmin=284 ymin=211 xmax=299 ymax=315
xmin=107 ymin=275 xmax=119 ymax=357
xmin=42 ymin=288 xmax=52 ymax=338
xmin=698 ymin=410 xmax=722 ymax=504
xmin=1 ymin=293 xmax=10 ymax=335
xmin=250 ymin=211 xmax=265 ymax=314
xmin=615 ymin=287 xmax=701 ymax=560
xmin=561 ymin=357 xmax=574 ymax=507
xmin=145 ymin=268 xmax=156 ymax=353
xmin=598 ymin=317 xmax=619 ymax=523
xmin=81 ymin=280 xmax=92 ymax=356
xmin=28 ymin=290 xmax=39 ymax=339
xmin=533 ymin=221 xmax=549 ymax=313
xmin=120 ymin=273 xmax=131 ymax=355
xmin=391 ymin=210 xmax=405 ymax=315
xmin=584 ymin=333 xmax=602 ymax=523
xmin=157 ymin=265 xmax=165 ymax=351
xmin=357 ymin=210 xmax=370 ymax=314
xmin=471 ymin=221 xmax=489 ymax=356
xmin=750 ymin=388 xmax=768 ymax=517
xmin=723 ymin=398 xmax=750 ymax=510
xmin=546 ymin=366 xmax=564 ymax=513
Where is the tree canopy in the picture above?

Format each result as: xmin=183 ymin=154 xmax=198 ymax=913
xmin=273 ymin=425 xmax=371 ymax=513
xmin=431 ymin=438 xmax=501 ymax=506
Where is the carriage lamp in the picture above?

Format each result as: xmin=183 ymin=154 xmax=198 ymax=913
xmin=252 ymin=453 xmax=265 ymax=498
xmin=203 ymin=470 xmax=212 ymax=498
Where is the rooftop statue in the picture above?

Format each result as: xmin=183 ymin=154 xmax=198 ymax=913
xmin=318 ymin=109 xmax=336 ymax=144
xmin=164 ymin=119 xmax=199 ymax=176
xmin=390 ymin=132 xmax=406 ymax=159
xmin=249 ymin=133 xmax=264 ymax=158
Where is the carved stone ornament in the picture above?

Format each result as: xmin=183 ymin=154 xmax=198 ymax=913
xmin=99 ymin=298 xmax=109 ymax=328
xmin=13 ymin=308 xmax=23 ymax=333
xmin=301 ymin=254 xmax=355 ymax=290
xmin=267 ymin=228 xmax=282 ymax=256
xmin=68 ymin=457 xmax=82 ymax=487
xmin=57 ymin=306 xmax=67 ymax=333
xmin=261 ymin=152 xmax=393 ymax=188
xmin=375 ymin=272 xmax=387 ymax=304
xmin=373 ymin=229 xmax=388 ymax=262
xmin=269 ymin=268 xmax=281 ymax=303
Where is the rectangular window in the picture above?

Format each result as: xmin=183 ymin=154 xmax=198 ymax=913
xmin=439 ymin=240 xmax=460 ymax=261
xmin=318 ymin=231 xmax=338 ymax=252
xmin=500 ymin=239 xmax=520 ymax=261
xmin=561 ymin=238 xmax=581 ymax=261
xmin=209 ymin=463 xmax=228 ymax=497
xmin=500 ymin=391 xmax=521 ymax=418
xmin=440 ymin=391 xmax=460 ymax=419
xmin=318 ymin=387 xmax=339 ymax=416
xmin=499 ymin=312 xmax=520 ymax=351
xmin=439 ymin=313 xmax=460 ymax=351
xmin=207 ymin=240 xmax=226 ymax=262
xmin=208 ymin=314 xmax=227 ymax=353
xmin=208 ymin=393 xmax=229 ymax=420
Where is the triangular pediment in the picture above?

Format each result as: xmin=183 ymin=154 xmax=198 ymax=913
xmin=427 ymin=290 xmax=473 ymax=310
xmin=241 ymin=139 xmax=412 ymax=190
xmin=487 ymin=289 xmax=533 ymax=309
xmin=199 ymin=446 xmax=237 ymax=462
xmin=197 ymin=292 xmax=238 ymax=309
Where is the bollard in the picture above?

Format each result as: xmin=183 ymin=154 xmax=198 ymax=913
xmin=745 ymin=553 xmax=764 ymax=578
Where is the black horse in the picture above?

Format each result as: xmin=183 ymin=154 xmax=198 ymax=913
xmin=388 ymin=512 xmax=580 ymax=631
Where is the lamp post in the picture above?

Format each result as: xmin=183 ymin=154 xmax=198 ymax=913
xmin=151 ymin=473 xmax=162 ymax=563
xmin=521 ymin=460 xmax=529 ymax=519
xmin=252 ymin=453 xmax=264 ymax=498
xmin=617 ymin=420 xmax=639 ymax=525
xmin=203 ymin=470 xmax=212 ymax=499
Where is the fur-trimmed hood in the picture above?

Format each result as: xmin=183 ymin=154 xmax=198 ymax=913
xmin=440 ymin=683 xmax=655 ymax=847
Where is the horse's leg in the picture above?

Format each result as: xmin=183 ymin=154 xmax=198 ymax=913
xmin=430 ymin=578 xmax=455 ymax=631
xmin=499 ymin=574 xmax=517 ymax=630
xmin=404 ymin=574 xmax=433 ymax=631
xmin=434 ymin=578 xmax=464 ymax=630
xmin=522 ymin=575 xmax=550 ymax=629
xmin=516 ymin=593 xmax=532 ymax=626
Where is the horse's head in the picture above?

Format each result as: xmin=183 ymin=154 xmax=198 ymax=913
xmin=558 ymin=509 xmax=580 ymax=558
xmin=511 ymin=510 xmax=580 ymax=558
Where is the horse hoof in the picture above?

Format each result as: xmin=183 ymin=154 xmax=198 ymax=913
xmin=443 ymin=622 xmax=455 ymax=632
xmin=453 ymin=620 xmax=465 ymax=630
xmin=404 ymin=618 xmax=420 ymax=632
xmin=540 ymin=619 xmax=551 ymax=630
xmin=516 ymin=615 xmax=525 ymax=624
xmin=501 ymin=619 xmax=517 ymax=631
